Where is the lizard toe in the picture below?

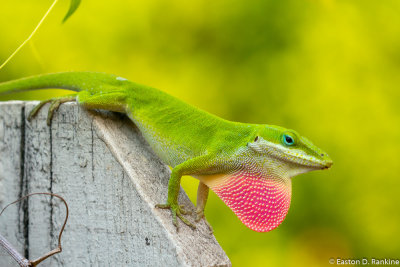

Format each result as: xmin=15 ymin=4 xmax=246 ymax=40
xmin=179 ymin=205 xmax=192 ymax=215
xmin=195 ymin=210 xmax=213 ymax=233
xmin=176 ymin=209 xmax=196 ymax=230
xmin=28 ymin=100 xmax=51 ymax=121
xmin=156 ymin=203 xmax=196 ymax=230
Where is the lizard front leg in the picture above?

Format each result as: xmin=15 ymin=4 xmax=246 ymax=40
xmin=155 ymin=165 xmax=196 ymax=230
xmin=156 ymin=154 xmax=223 ymax=231
xmin=195 ymin=182 xmax=213 ymax=232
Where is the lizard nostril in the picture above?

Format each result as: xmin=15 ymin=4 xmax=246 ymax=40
xmin=321 ymin=153 xmax=324 ymax=156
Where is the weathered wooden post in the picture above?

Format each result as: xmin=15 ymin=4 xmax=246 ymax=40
xmin=0 ymin=101 xmax=231 ymax=267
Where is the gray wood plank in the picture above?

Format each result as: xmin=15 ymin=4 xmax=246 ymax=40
xmin=0 ymin=101 xmax=231 ymax=267
xmin=0 ymin=101 xmax=26 ymax=267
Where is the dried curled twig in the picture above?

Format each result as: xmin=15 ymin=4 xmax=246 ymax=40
xmin=0 ymin=193 xmax=69 ymax=267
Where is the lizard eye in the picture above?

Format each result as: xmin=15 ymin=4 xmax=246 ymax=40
xmin=282 ymin=134 xmax=295 ymax=146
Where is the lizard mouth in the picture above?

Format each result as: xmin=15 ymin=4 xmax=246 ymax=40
xmin=206 ymin=171 xmax=292 ymax=232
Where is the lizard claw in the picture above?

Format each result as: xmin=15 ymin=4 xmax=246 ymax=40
xmin=195 ymin=210 xmax=213 ymax=233
xmin=155 ymin=203 xmax=196 ymax=231
xmin=179 ymin=205 xmax=192 ymax=215
xmin=28 ymin=99 xmax=51 ymax=121
xmin=28 ymin=96 xmax=76 ymax=125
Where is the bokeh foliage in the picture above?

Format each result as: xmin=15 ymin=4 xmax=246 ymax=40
xmin=1 ymin=0 xmax=399 ymax=266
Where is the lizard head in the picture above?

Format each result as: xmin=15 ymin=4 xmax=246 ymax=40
xmin=200 ymin=125 xmax=332 ymax=232
xmin=247 ymin=125 xmax=333 ymax=178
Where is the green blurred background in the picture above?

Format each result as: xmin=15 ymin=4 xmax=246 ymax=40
xmin=1 ymin=0 xmax=399 ymax=266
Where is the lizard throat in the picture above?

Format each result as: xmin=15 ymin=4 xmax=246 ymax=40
xmin=203 ymin=171 xmax=292 ymax=232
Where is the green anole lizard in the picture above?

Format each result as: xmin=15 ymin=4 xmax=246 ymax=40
xmin=0 ymin=72 xmax=332 ymax=232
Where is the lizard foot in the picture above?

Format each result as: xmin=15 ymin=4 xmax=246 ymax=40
xmin=155 ymin=203 xmax=196 ymax=231
xmin=28 ymin=95 xmax=77 ymax=125
xmin=195 ymin=210 xmax=213 ymax=233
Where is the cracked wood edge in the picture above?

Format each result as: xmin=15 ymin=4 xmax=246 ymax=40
xmin=92 ymin=109 xmax=231 ymax=267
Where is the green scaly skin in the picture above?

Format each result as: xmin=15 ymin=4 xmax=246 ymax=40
xmin=0 ymin=72 xmax=333 ymax=232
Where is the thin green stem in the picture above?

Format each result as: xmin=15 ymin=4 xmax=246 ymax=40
xmin=0 ymin=0 xmax=59 ymax=70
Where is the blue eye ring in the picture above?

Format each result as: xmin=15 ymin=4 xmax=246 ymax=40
xmin=282 ymin=134 xmax=295 ymax=146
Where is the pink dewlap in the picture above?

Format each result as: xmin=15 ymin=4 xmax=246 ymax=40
xmin=212 ymin=172 xmax=291 ymax=232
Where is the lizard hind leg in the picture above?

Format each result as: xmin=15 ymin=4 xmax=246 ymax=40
xmin=76 ymin=90 xmax=127 ymax=113
xmin=28 ymin=95 xmax=77 ymax=125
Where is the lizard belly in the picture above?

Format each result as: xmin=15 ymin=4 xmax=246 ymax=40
xmin=131 ymin=119 xmax=197 ymax=167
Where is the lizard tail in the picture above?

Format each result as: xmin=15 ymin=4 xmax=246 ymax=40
xmin=0 ymin=72 xmax=121 ymax=96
